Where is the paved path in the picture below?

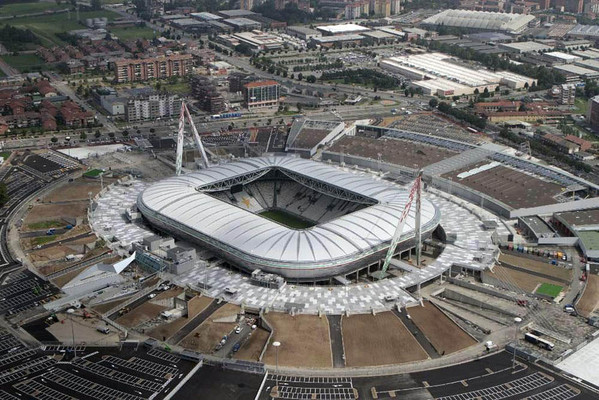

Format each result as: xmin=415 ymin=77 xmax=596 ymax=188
xmin=394 ymin=308 xmax=439 ymax=359
xmin=327 ymin=314 xmax=345 ymax=368
xmin=0 ymin=58 xmax=18 ymax=77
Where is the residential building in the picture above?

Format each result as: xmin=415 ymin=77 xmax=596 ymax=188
xmin=125 ymin=92 xmax=182 ymax=122
xmin=191 ymin=76 xmax=226 ymax=113
xmin=112 ymin=53 xmax=193 ymax=83
xmin=551 ymin=83 xmax=576 ymax=105
xmin=243 ymin=80 xmax=280 ymax=109
xmin=587 ymin=95 xmax=599 ymax=130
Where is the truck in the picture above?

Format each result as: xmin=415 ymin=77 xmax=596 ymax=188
xmin=160 ymin=309 xmax=184 ymax=319
xmin=96 ymin=326 xmax=110 ymax=334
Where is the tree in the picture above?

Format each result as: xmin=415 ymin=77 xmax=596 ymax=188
xmin=91 ymin=0 xmax=102 ymax=10
xmin=80 ymin=132 xmax=87 ymax=140
xmin=50 ymin=136 xmax=58 ymax=143
xmin=0 ymin=183 xmax=8 ymax=208
xmin=94 ymin=130 xmax=101 ymax=138
xmin=297 ymin=73 xmax=303 ymax=81
xmin=108 ymin=132 xmax=115 ymax=139
xmin=122 ymin=130 xmax=129 ymax=137
xmin=429 ymin=98 xmax=438 ymax=108
xmin=306 ymin=75 xmax=316 ymax=83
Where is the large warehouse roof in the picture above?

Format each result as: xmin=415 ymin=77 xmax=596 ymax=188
xmin=137 ymin=157 xmax=439 ymax=273
xmin=422 ymin=10 xmax=535 ymax=33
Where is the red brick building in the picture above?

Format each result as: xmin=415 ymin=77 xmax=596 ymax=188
xmin=112 ymin=53 xmax=193 ymax=83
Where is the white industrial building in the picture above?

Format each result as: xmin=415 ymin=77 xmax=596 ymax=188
xmin=544 ymin=51 xmax=582 ymax=64
xmin=316 ymin=23 xmax=371 ymax=36
xmin=498 ymin=41 xmax=553 ymax=54
xmin=380 ymin=52 xmax=535 ymax=96
xmin=421 ymin=10 xmax=536 ymax=34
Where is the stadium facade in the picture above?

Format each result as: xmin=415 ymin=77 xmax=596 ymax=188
xmin=137 ymin=157 xmax=441 ymax=281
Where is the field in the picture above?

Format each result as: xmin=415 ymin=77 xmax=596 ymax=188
xmin=0 ymin=54 xmax=51 ymax=73
xmin=43 ymin=181 xmax=101 ymax=203
xmin=0 ymin=2 xmax=69 ymax=18
xmin=259 ymin=209 xmax=315 ymax=229
xmin=160 ymin=80 xmax=191 ymax=95
xmin=27 ymin=220 xmax=64 ymax=230
xmin=31 ymin=236 xmax=56 ymax=247
xmin=179 ymin=303 xmax=240 ymax=352
xmin=577 ymin=275 xmax=599 ymax=317
xmin=536 ymin=283 xmax=563 ymax=298
xmin=234 ymin=328 xmax=269 ymax=362
xmin=24 ymin=202 xmax=88 ymax=224
xmin=499 ymin=254 xmax=572 ymax=282
xmin=109 ymin=26 xmax=156 ymax=41
xmin=262 ymin=314 xmax=332 ymax=368
xmin=92 ymin=296 xmax=133 ymax=314
xmin=2 ymin=10 xmax=119 ymax=47
xmin=407 ymin=302 xmax=477 ymax=355
xmin=83 ymin=169 xmax=104 ymax=178
xmin=115 ymin=302 xmax=168 ymax=328
xmin=488 ymin=266 xmax=567 ymax=293
xmin=342 ymin=312 xmax=428 ymax=367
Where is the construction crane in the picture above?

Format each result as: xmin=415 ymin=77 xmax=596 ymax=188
xmin=379 ymin=171 xmax=422 ymax=278
xmin=176 ymin=101 xmax=210 ymax=176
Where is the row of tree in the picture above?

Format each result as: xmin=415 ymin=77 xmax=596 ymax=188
xmin=320 ymin=69 xmax=400 ymax=90
xmin=437 ymin=101 xmax=487 ymax=129
xmin=0 ymin=24 xmax=40 ymax=52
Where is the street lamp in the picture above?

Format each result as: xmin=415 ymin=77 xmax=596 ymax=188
xmin=66 ymin=308 xmax=77 ymax=358
xmin=512 ymin=317 xmax=522 ymax=370
xmin=273 ymin=341 xmax=281 ymax=393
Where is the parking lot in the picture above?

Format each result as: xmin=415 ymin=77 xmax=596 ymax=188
xmin=0 ymin=269 xmax=58 ymax=317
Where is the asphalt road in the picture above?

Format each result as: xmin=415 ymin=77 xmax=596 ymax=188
xmin=327 ymin=314 xmax=345 ymax=368
xmin=393 ymin=308 xmax=439 ymax=359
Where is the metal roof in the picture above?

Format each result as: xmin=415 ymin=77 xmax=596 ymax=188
xmin=138 ymin=157 xmax=439 ymax=268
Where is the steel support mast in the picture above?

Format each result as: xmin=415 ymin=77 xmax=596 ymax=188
xmin=379 ymin=171 xmax=422 ymax=277
xmin=175 ymin=101 xmax=210 ymax=175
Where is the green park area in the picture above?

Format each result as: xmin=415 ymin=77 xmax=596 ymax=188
xmin=0 ymin=1 xmax=69 ymax=18
xmin=83 ymin=169 xmax=104 ymax=178
xmin=0 ymin=54 xmax=50 ymax=73
xmin=535 ymin=283 xmax=563 ymax=298
xmin=108 ymin=26 xmax=157 ymax=41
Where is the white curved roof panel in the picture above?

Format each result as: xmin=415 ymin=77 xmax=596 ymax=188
xmin=138 ymin=157 xmax=440 ymax=279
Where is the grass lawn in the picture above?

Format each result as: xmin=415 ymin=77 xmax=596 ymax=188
xmin=161 ymin=80 xmax=191 ymax=95
xmin=2 ymin=10 xmax=119 ymax=47
xmin=0 ymin=2 xmax=69 ymax=18
xmin=83 ymin=168 xmax=104 ymax=177
xmin=0 ymin=54 xmax=51 ymax=72
xmin=32 ymin=236 xmax=57 ymax=247
xmin=0 ymin=70 xmax=5 ymax=78
xmin=575 ymin=98 xmax=588 ymax=115
xmin=259 ymin=209 xmax=315 ymax=229
xmin=536 ymin=283 xmax=563 ymax=298
xmin=0 ymin=151 xmax=10 ymax=159
xmin=28 ymin=220 xmax=64 ymax=230
xmin=109 ymin=26 xmax=157 ymax=41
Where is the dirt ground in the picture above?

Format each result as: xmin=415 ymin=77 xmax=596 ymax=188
xmin=43 ymin=181 xmax=102 ymax=203
xmin=408 ymin=302 xmax=476 ymax=355
xmin=179 ymin=303 xmax=241 ymax=352
xmin=234 ymin=328 xmax=269 ymax=362
xmin=261 ymin=314 xmax=332 ymax=368
xmin=92 ymin=296 xmax=133 ymax=314
xmin=499 ymin=254 xmax=572 ymax=281
xmin=51 ymin=265 xmax=89 ymax=288
xmin=148 ymin=296 xmax=214 ymax=342
xmin=489 ymin=266 xmax=566 ymax=293
xmin=115 ymin=303 xmax=168 ymax=328
xmin=47 ymin=312 xmax=120 ymax=345
xmin=23 ymin=203 xmax=89 ymax=225
xmin=577 ymin=275 xmax=599 ymax=317
xmin=379 ymin=116 xmax=403 ymax=126
xmin=342 ymin=312 xmax=428 ymax=367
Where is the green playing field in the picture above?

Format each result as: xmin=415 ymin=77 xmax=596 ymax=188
xmin=259 ymin=209 xmax=315 ymax=229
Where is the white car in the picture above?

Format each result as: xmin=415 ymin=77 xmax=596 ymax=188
xmin=148 ymin=293 xmax=156 ymax=299
xmin=235 ymin=326 xmax=242 ymax=334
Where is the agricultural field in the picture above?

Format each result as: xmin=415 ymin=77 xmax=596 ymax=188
xmin=109 ymin=26 xmax=157 ymax=41
xmin=0 ymin=2 xmax=69 ymax=18
xmin=2 ymin=10 xmax=119 ymax=47
xmin=342 ymin=312 xmax=428 ymax=367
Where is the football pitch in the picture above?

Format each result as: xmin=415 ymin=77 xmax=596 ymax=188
xmin=259 ymin=209 xmax=315 ymax=229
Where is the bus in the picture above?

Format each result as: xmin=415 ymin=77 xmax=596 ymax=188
xmin=524 ymin=333 xmax=554 ymax=351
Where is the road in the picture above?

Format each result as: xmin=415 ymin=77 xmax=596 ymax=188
xmin=326 ymin=314 xmax=345 ymax=368
xmin=0 ymin=58 xmax=19 ymax=77
xmin=214 ymin=322 xmax=252 ymax=359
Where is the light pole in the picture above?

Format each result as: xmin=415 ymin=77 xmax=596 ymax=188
xmin=273 ymin=341 xmax=281 ymax=393
xmin=66 ymin=308 xmax=76 ymax=358
xmin=512 ymin=317 xmax=522 ymax=370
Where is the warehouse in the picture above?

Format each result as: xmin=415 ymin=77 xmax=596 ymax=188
xmin=422 ymin=10 xmax=536 ymax=34
xmin=499 ymin=41 xmax=553 ymax=54
xmin=316 ymin=23 xmax=371 ymax=36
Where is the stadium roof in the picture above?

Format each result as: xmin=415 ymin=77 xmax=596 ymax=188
xmin=422 ymin=10 xmax=536 ymax=33
xmin=138 ymin=157 xmax=439 ymax=273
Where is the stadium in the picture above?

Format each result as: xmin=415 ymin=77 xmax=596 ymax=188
xmin=137 ymin=156 xmax=441 ymax=281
